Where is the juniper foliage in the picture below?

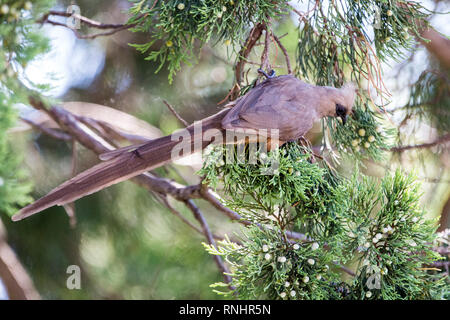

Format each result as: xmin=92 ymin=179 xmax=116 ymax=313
xmin=128 ymin=0 xmax=289 ymax=83
xmin=202 ymin=147 xmax=446 ymax=299
xmin=194 ymin=0 xmax=447 ymax=300
xmin=0 ymin=0 xmax=54 ymax=215
xmin=403 ymin=69 xmax=450 ymax=135
xmin=296 ymin=0 xmax=430 ymax=161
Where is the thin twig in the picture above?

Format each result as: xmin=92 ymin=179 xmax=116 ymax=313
xmin=95 ymin=120 xmax=150 ymax=144
xmin=40 ymin=10 xmax=132 ymax=29
xmin=260 ymin=24 xmax=271 ymax=72
xmin=200 ymin=186 xmax=250 ymax=225
xmin=162 ymin=100 xmax=189 ymax=127
xmin=20 ymin=117 xmax=72 ymax=141
xmin=38 ymin=11 xmax=143 ymax=40
xmin=234 ymin=23 xmax=265 ymax=90
xmin=390 ymin=134 xmax=450 ymax=152
xmin=63 ymin=140 xmax=78 ymax=228
xmin=160 ymin=195 xmax=222 ymax=240
xmin=0 ymin=221 xmax=41 ymax=300
xmin=272 ymin=33 xmax=292 ymax=74
xmin=184 ymin=199 xmax=234 ymax=288
xmin=335 ymin=263 xmax=357 ymax=277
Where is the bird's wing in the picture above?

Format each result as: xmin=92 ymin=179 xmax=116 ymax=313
xmin=222 ymin=75 xmax=315 ymax=141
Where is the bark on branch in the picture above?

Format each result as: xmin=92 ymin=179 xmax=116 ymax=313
xmin=0 ymin=220 xmax=40 ymax=300
xmin=390 ymin=133 xmax=450 ymax=152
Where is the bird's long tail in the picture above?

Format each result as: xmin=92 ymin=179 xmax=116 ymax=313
xmin=12 ymin=109 xmax=229 ymax=221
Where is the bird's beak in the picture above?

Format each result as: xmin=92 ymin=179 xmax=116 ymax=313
xmin=341 ymin=114 xmax=348 ymax=125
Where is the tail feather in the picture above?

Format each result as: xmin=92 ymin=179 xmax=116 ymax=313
xmin=12 ymin=109 xmax=229 ymax=221
xmin=12 ymin=138 xmax=177 ymax=221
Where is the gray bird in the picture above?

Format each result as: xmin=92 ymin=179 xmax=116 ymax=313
xmin=12 ymin=74 xmax=356 ymax=221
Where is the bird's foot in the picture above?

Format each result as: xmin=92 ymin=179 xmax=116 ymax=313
xmin=257 ymin=68 xmax=276 ymax=79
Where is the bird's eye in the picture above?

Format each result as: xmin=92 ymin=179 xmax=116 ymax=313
xmin=336 ymin=104 xmax=347 ymax=117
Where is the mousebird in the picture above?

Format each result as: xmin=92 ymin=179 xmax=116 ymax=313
xmin=12 ymin=73 xmax=356 ymax=221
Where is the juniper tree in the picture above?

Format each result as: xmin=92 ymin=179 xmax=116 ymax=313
xmin=0 ymin=0 xmax=448 ymax=299
xmin=0 ymin=1 xmax=52 ymax=215
xmin=128 ymin=0 xmax=449 ymax=299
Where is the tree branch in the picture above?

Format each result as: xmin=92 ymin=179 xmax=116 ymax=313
xmin=260 ymin=25 xmax=271 ymax=72
xmin=25 ymin=95 xmax=358 ymax=285
xmin=184 ymin=200 xmax=234 ymax=287
xmin=419 ymin=27 xmax=450 ymax=69
xmin=20 ymin=116 xmax=72 ymax=141
xmin=390 ymin=133 xmax=450 ymax=152
xmin=234 ymin=23 xmax=265 ymax=88
xmin=0 ymin=220 xmax=40 ymax=300
xmin=272 ymin=33 xmax=292 ymax=74
xmin=27 ymin=97 xmax=313 ymax=243
xmin=38 ymin=10 xmax=141 ymax=40
xmin=162 ymin=100 xmax=190 ymax=127
xmin=438 ymin=196 xmax=450 ymax=232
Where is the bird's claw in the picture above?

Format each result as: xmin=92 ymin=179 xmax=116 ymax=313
xmin=258 ymin=68 xmax=276 ymax=79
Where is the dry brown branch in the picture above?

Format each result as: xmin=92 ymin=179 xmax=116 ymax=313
xmin=95 ymin=121 xmax=150 ymax=144
xmin=184 ymin=200 xmax=233 ymax=287
xmin=272 ymin=33 xmax=292 ymax=74
xmin=419 ymin=27 xmax=450 ymax=69
xmin=438 ymin=196 xmax=450 ymax=232
xmin=0 ymin=220 xmax=40 ymax=300
xmin=260 ymin=25 xmax=271 ymax=72
xmin=38 ymin=10 xmax=142 ymax=40
xmin=390 ymin=133 xmax=450 ymax=152
xmin=63 ymin=140 xmax=78 ymax=228
xmin=234 ymin=23 xmax=265 ymax=88
xmin=199 ymin=185 xmax=251 ymax=226
xmin=20 ymin=117 xmax=72 ymax=141
xmin=162 ymin=100 xmax=190 ymax=127
xmin=159 ymin=195 xmax=221 ymax=240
